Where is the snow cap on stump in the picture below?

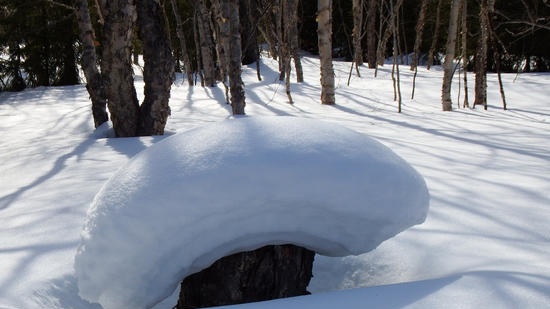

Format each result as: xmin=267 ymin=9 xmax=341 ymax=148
xmin=74 ymin=116 xmax=430 ymax=309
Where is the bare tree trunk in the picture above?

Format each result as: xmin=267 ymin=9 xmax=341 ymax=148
xmin=441 ymin=0 xmax=461 ymax=111
xmin=474 ymin=0 xmax=490 ymax=110
xmin=74 ymin=0 xmax=108 ymax=128
xmin=193 ymin=12 xmax=205 ymax=86
xmin=288 ymin=0 xmax=303 ymax=83
xmin=390 ymin=0 xmax=402 ymax=112
xmin=135 ymin=0 xmax=175 ymax=136
xmin=240 ymin=0 xmax=259 ymax=65
xmin=427 ymin=0 xmax=443 ymax=70
xmin=194 ymin=0 xmax=217 ymax=87
xmin=176 ymin=244 xmax=314 ymax=308
xmin=365 ymin=0 xmax=378 ymax=69
xmin=318 ymin=0 xmax=335 ymax=105
xmin=227 ymin=0 xmax=246 ymax=114
xmin=410 ymin=0 xmax=429 ymax=71
xmin=460 ymin=0 xmax=470 ymax=108
xmin=211 ymin=0 xmax=231 ymax=103
xmin=281 ymin=0 xmax=293 ymax=103
xmin=353 ymin=0 xmax=364 ymax=67
xmin=170 ymin=0 xmax=194 ymax=86
xmin=99 ymin=0 xmax=140 ymax=137
xmin=376 ymin=0 xmax=404 ymax=67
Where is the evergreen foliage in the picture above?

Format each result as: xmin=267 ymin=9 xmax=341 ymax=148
xmin=0 ymin=0 xmax=79 ymax=91
xmin=0 ymin=0 xmax=548 ymax=92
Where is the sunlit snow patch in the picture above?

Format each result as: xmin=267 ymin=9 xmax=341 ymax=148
xmin=74 ymin=116 xmax=430 ymax=309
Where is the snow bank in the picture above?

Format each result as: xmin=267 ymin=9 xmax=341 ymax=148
xmin=74 ymin=116 xmax=429 ymax=309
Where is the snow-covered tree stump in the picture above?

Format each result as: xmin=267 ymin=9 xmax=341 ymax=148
xmin=74 ymin=117 xmax=429 ymax=309
xmin=177 ymin=244 xmax=314 ymax=308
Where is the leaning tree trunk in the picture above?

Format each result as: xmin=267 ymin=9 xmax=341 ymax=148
xmin=136 ymin=0 xmax=175 ymax=136
xmin=441 ymin=0 xmax=461 ymax=111
xmin=176 ymin=244 xmax=315 ymax=308
xmin=317 ymin=0 xmax=335 ymax=105
xmin=410 ymin=0 xmax=429 ymax=71
xmin=99 ymin=0 xmax=140 ymax=137
xmin=74 ymin=0 xmax=108 ymax=128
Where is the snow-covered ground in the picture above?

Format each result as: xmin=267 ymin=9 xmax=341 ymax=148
xmin=1 ymin=56 xmax=549 ymax=308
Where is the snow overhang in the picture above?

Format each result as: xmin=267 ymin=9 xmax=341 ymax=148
xmin=74 ymin=116 xmax=430 ymax=309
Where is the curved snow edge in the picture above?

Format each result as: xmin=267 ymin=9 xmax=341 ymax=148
xmin=74 ymin=116 xmax=430 ymax=309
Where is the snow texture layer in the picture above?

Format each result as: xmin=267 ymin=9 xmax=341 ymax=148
xmin=74 ymin=116 xmax=430 ymax=309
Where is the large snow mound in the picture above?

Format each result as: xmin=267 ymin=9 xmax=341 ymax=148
xmin=74 ymin=116 xmax=429 ymax=309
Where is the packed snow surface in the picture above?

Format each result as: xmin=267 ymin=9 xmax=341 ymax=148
xmin=74 ymin=116 xmax=429 ymax=309
xmin=2 ymin=56 xmax=550 ymax=309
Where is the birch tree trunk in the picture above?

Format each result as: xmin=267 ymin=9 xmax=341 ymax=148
xmin=461 ymin=0 xmax=470 ymax=108
xmin=240 ymin=0 xmax=258 ymax=66
xmin=427 ymin=0 xmax=443 ymax=70
xmin=352 ymin=0 xmax=364 ymax=67
xmin=365 ymin=0 xmax=378 ymax=68
xmin=410 ymin=0 xmax=430 ymax=71
xmin=281 ymin=0 xmax=293 ymax=103
xmin=288 ymin=0 xmax=303 ymax=83
xmin=99 ymin=0 xmax=140 ymax=137
xmin=474 ymin=0 xmax=490 ymax=109
xmin=441 ymin=0 xmax=461 ymax=111
xmin=226 ymin=0 xmax=246 ymax=114
xmin=136 ymin=0 xmax=175 ymax=136
xmin=170 ymin=0 xmax=194 ymax=86
xmin=317 ymin=0 xmax=335 ymax=105
xmin=74 ymin=0 xmax=108 ymax=128
xmin=194 ymin=0 xmax=217 ymax=87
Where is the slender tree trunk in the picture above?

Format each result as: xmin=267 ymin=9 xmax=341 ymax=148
xmin=193 ymin=12 xmax=205 ymax=87
xmin=194 ymin=0 xmax=217 ymax=87
xmin=240 ymin=0 xmax=259 ymax=65
xmin=288 ymin=0 xmax=303 ymax=83
xmin=318 ymin=0 xmax=335 ymax=105
xmin=170 ymin=0 xmax=194 ymax=86
xmin=365 ymin=0 xmax=378 ymax=68
xmin=212 ymin=0 xmax=230 ymax=102
xmin=282 ymin=0 xmax=293 ymax=103
xmin=461 ymin=0 xmax=470 ymax=108
xmin=176 ymin=244 xmax=314 ymax=308
xmin=376 ymin=0 xmax=404 ymax=67
xmin=486 ymin=1 xmax=506 ymax=110
xmin=99 ymin=0 xmax=140 ymax=137
xmin=227 ymin=0 xmax=246 ymax=114
xmin=441 ymin=0 xmax=461 ymax=111
xmin=427 ymin=0 xmax=443 ymax=70
xmin=135 ymin=0 xmax=175 ymax=136
xmin=353 ymin=0 xmax=364 ymax=67
xmin=410 ymin=0 xmax=430 ymax=71
xmin=391 ymin=0 xmax=402 ymax=112
xmin=474 ymin=0 xmax=490 ymax=109
xmin=74 ymin=0 xmax=108 ymax=128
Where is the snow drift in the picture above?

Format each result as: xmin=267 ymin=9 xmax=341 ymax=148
xmin=74 ymin=116 xmax=429 ymax=309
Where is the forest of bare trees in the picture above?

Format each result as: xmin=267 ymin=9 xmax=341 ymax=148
xmin=0 ymin=0 xmax=549 ymax=307
xmin=1 ymin=0 xmax=549 ymax=121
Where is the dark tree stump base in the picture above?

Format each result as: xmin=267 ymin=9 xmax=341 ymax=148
xmin=176 ymin=244 xmax=315 ymax=308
